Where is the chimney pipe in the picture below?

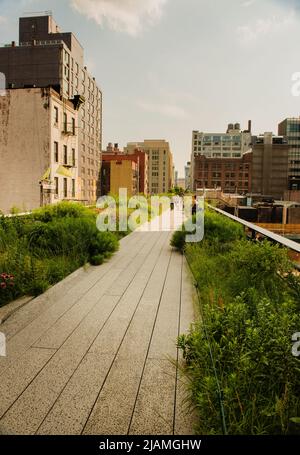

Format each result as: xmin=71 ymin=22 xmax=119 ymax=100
xmin=248 ymin=120 xmax=252 ymax=133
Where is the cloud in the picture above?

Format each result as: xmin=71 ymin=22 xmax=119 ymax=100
xmin=242 ymin=0 xmax=256 ymax=7
xmin=138 ymin=101 xmax=188 ymax=119
xmin=237 ymin=11 xmax=295 ymax=44
xmin=70 ymin=0 xmax=168 ymax=36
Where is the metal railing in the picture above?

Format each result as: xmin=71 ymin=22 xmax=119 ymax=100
xmin=208 ymin=204 xmax=300 ymax=254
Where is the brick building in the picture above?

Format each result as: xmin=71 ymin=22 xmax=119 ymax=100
xmin=192 ymin=152 xmax=252 ymax=194
xmin=101 ymin=144 xmax=148 ymax=196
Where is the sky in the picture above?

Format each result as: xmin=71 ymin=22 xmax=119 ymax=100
xmin=1 ymin=0 xmax=300 ymax=176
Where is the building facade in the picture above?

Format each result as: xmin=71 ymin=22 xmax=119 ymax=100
xmin=101 ymin=143 xmax=148 ymax=195
xmin=0 ymin=14 xmax=102 ymax=204
xmin=192 ymin=152 xmax=252 ymax=195
xmin=185 ymin=161 xmax=191 ymax=191
xmin=191 ymin=122 xmax=252 ymax=190
xmin=0 ymin=87 xmax=79 ymax=213
xmin=176 ymin=178 xmax=186 ymax=190
xmin=251 ymin=133 xmax=289 ymax=199
xmin=101 ymin=156 xmax=138 ymax=197
xmin=278 ymin=118 xmax=300 ymax=191
xmin=125 ymin=140 xmax=174 ymax=194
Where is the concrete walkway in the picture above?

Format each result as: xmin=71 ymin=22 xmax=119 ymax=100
xmin=0 ymin=212 xmax=196 ymax=435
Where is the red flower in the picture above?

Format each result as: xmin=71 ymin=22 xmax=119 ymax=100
xmin=0 ymin=282 xmax=7 ymax=289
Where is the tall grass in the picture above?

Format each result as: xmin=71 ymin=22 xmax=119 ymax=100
xmin=0 ymin=203 xmax=119 ymax=307
xmin=173 ymin=209 xmax=300 ymax=435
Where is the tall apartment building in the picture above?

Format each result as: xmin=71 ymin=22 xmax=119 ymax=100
xmin=185 ymin=161 xmax=191 ymax=191
xmin=278 ymin=118 xmax=300 ymax=191
xmin=0 ymin=14 xmax=102 ymax=204
xmin=251 ymin=133 xmax=289 ymax=199
xmin=0 ymin=88 xmax=79 ymax=213
xmin=191 ymin=122 xmax=252 ymax=190
xmin=125 ymin=140 xmax=174 ymax=194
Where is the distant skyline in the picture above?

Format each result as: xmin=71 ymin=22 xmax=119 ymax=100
xmin=1 ymin=0 xmax=300 ymax=176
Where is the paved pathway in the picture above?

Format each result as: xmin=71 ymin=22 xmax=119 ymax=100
xmin=0 ymin=210 xmax=196 ymax=435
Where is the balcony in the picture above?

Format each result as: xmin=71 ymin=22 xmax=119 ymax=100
xmin=62 ymin=122 xmax=76 ymax=136
xmin=62 ymin=128 xmax=76 ymax=137
xmin=62 ymin=159 xmax=77 ymax=169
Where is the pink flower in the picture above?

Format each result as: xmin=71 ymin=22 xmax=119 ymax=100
xmin=0 ymin=282 xmax=7 ymax=289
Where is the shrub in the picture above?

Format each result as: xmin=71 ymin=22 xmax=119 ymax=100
xmin=171 ymin=209 xmax=244 ymax=252
xmin=170 ymin=229 xmax=186 ymax=252
xmin=89 ymin=231 xmax=118 ymax=257
xmin=178 ymin=209 xmax=300 ymax=435
xmin=32 ymin=202 xmax=94 ymax=223
xmin=90 ymin=254 xmax=105 ymax=266
xmin=179 ymin=295 xmax=300 ymax=435
xmin=0 ymin=202 xmax=120 ymax=306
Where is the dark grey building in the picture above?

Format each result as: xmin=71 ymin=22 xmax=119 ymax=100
xmin=0 ymin=14 xmax=102 ymax=203
xmin=251 ymin=133 xmax=289 ymax=199
xmin=278 ymin=118 xmax=300 ymax=191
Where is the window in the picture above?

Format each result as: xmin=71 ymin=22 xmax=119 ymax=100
xmin=213 ymin=136 xmax=221 ymax=144
xmin=64 ymin=50 xmax=70 ymax=65
xmin=54 ymin=142 xmax=59 ymax=162
xmin=72 ymin=179 xmax=75 ymax=198
xmin=64 ymin=178 xmax=68 ymax=198
xmin=64 ymin=113 xmax=67 ymax=133
xmin=55 ymin=177 xmax=59 ymax=196
xmin=64 ymin=145 xmax=68 ymax=165
xmin=72 ymin=117 xmax=75 ymax=135
xmin=72 ymin=148 xmax=76 ymax=166
xmin=54 ymin=107 xmax=58 ymax=124
xmin=288 ymin=123 xmax=300 ymax=133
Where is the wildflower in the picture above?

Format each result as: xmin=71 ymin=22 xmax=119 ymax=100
xmin=0 ymin=282 xmax=7 ymax=289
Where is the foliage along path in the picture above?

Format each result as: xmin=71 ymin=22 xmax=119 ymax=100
xmin=0 ymin=208 xmax=196 ymax=435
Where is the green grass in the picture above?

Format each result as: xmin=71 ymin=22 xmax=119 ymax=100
xmin=0 ymin=202 xmax=119 ymax=307
xmin=172 ymin=209 xmax=300 ymax=435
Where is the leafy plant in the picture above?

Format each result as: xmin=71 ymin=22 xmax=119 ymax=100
xmin=0 ymin=202 xmax=120 ymax=306
xmin=174 ymin=208 xmax=300 ymax=435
